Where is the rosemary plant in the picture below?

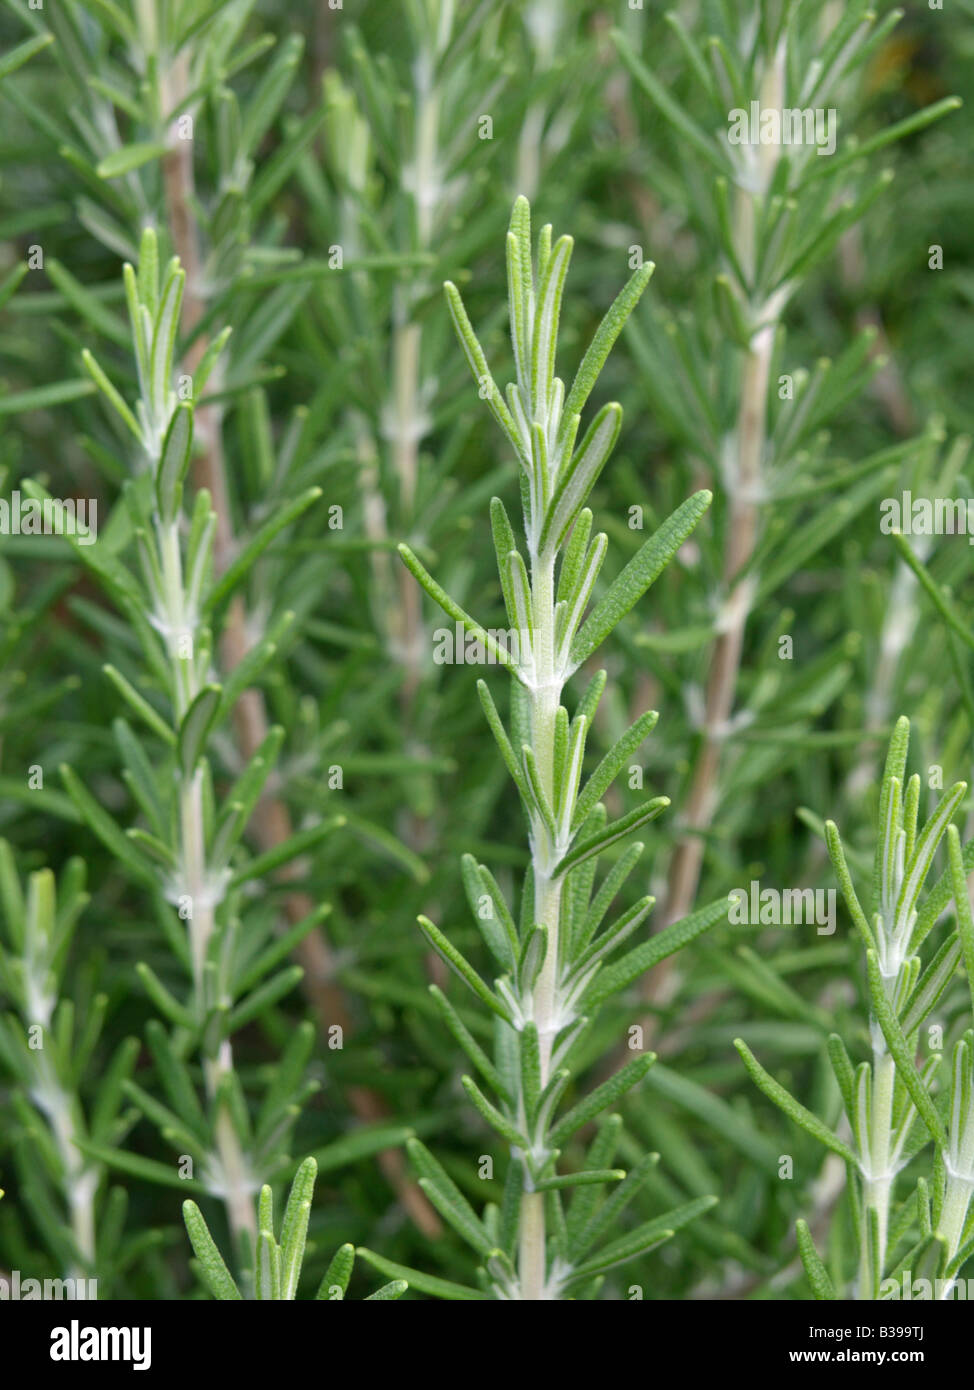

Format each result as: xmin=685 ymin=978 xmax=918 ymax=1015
xmin=1 ymin=0 xmax=973 ymax=1309
xmin=737 ymin=718 xmax=974 ymax=1299
xmin=359 ymin=197 xmax=727 ymax=1301
xmin=581 ymin=0 xmax=967 ymax=1289
xmin=183 ymin=1157 xmax=406 ymax=1300
xmin=25 ymin=228 xmax=330 ymax=1290
xmin=611 ymin=0 xmax=961 ymax=947
xmin=0 ymin=845 xmax=108 ymax=1283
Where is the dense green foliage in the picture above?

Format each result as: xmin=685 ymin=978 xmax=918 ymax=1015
xmin=0 ymin=0 xmax=973 ymax=1300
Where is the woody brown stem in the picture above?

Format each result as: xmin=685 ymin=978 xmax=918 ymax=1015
xmin=639 ymin=308 xmax=774 ymax=1036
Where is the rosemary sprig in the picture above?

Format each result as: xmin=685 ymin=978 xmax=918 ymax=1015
xmin=388 ymin=196 xmax=725 ymax=1299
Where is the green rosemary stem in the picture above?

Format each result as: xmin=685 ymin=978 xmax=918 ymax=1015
xmin=529 ymin=555 xmax=563 ymax=1068
xmin=385 ymin=14 xmax=444 ymax=700
xmin=33 ymin=1063 xmax=97 ymax=1271
xmin=390 ymin=316 xmax=427 ymax=702
xmin=415 ymin=196 xmax=715 ymax=1301
xmin=858 ymin=1045 xmax=896 ymax=1297
xmin=937 ymin=1178 xmax=973 ymax=1275
xmin=156 ymin=47 xmax=385 ymax=1208
xmin=2 ymin=855 xmax=102 ymax=1281
xmin=515 ymin=1 xmax=554 ymax=199
xmin=517 ymin=549 xmax=563 ymax=1299
xmin=518 ymin=1189 xmax=547 ymax=1302
xmin=155 ymin=505 xmax=257 ymax=1256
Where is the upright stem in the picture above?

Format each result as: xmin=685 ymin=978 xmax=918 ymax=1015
xmin=518 ymin=551 xmax=563 ymax=1300
xmin=158 ymin=516 xmax=257 ymax=1256
xmin=517 ymin=0 xmax=560 ymax=198
xmin=347 ymin=18 xmax=450 ymax=1231
xmin=33 ymin=1065 xmax=97 ymax=1275
xmin=846 ymin=556 xmax=924 ymax=800
xmin=382 ymin=40 xmax=440 ymax=700
xmin=159 ymin=46 xmax=437 ymax=1237
xmin=936 ymin=1176 xmax=973 ymax=1299
xmin=518 ymin=1191 xmax=547 ymax=1301
xmin=389 ymin=314 xmax=427 ymax=704
xmin=515 ymin=103 xmax=546 ymax=202
xmin=659 ymin=319 xmax=772 ymax=935
xmin=645 ymin=115 xmax=783 ymax=1033
xmin=858 ymin=1046 xmax=895 ymax=1298
xmin=530 ymin=558 xmax=562 ymax=1068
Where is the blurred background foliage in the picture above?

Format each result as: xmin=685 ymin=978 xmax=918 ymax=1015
xmin=0 ymin=0 xmax=971 ymax=1298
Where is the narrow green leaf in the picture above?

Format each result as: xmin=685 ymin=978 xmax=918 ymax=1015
xmin=76 ymin=1140 xmax=206 ymax=1192
xmin=476 ymin=680 xmax=528 ymax=796
xmin=316 ymin=1243 xmax=355 ymax=1299
xmin=182 ymin=1201 xmax=243 ymax=1300
xmin=901 ymin=933 xmax=962 ymax=1037
xmin=570 ymin=491 xmax=712 ymax=667
xmin=541 ymin=403 xmax=622 ymax=554
xmin=825 ymin=820 xmax=874 ymax=951
xmin=46 ymin=258 xmax=128 ymax=345
xmin=226 ymin=965 xmax=304 ymax=1033
xmin=81 ymin=350 xmax=142 ymax=441
xmin=569 ymin=1151 xmax=659 ymax=1260
xmin=865 ymin=951 xmax=946 ymax=1147
xmin=177 ymin=685 xmax=222 ymax=778
xmin=532 ymin=1169 xmax=626 ymax=1193
xmin=520 ymin=1022 xmax=542 ymax=1130
xmin=205 ymin=488 xmax=323 ymax=612
xmin=826 ymin=1034 xmax=856 ymax=1120
xmin=559 ymin=258 xmax=656 ymax=432
xmin=364 ymin=1279 xmax=409 ymax=1300
xmin=891 ymin=533 xmax=974 ymax=652
xmin=554 ymin=798 xmax=669 ymax=878
xmin=949 ymin=825 xmax=974 ymax=1020
xmin=398 ymin=544 xmax=521 ymax=677
xmin=796 ymin=1219 xmax=837 ymax=1300
xmin=586 ymin=895 xmax=728 ymax=1005
xmin=60 ymin=764 xmax=155 ymax=886
xmin=280 ymin=1156 xmax=316 ymax=1299
xmin=734 ymin=1038 xmax=857 ymax=1162
xmin=611 ymin=30 xmax=726 ymax=174
xmin=429 ymin=985 xmax=507 ymax=1098
xmin=0 ymin=32 xmax=55 ymax=81
xmin=309 ymin=1123 xmax=414 ymax=1176
xmin=407 ymin=1138 xmax=494 ymax=1257
xmin=96 ymin=142 xmax=168 ymax=179
xmin=530 ymin=233 xmax=573 ymax=421
xmin=256 ymin=1230 xmax=281 ymax=1301
xmin=156 ymin=402 xmax=193 ymax=524
xmin=460 ymin=1075 xmax=528 ymax=1149
xmin=356 ymin=1249 xmax=485 ymax=1300
xmin=444 ymin=281 xmax=523 ymax=458
xmin=490 ymin=496 xmax=520 ymax=627
xmin=103 ymin=665 xmax=175 ymax=746
xmin=417 ymin=915 xmax=511 ymax=1022
xmin=549 ymin=1052 xmax=657 ymax=1147
xmin=228 ymin=816 xmax=344 ymax=888
xmin=572 ymin=710 xmax=658 ymax=833
xmin=135 ymin=962 xmax=193 ymax=1030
